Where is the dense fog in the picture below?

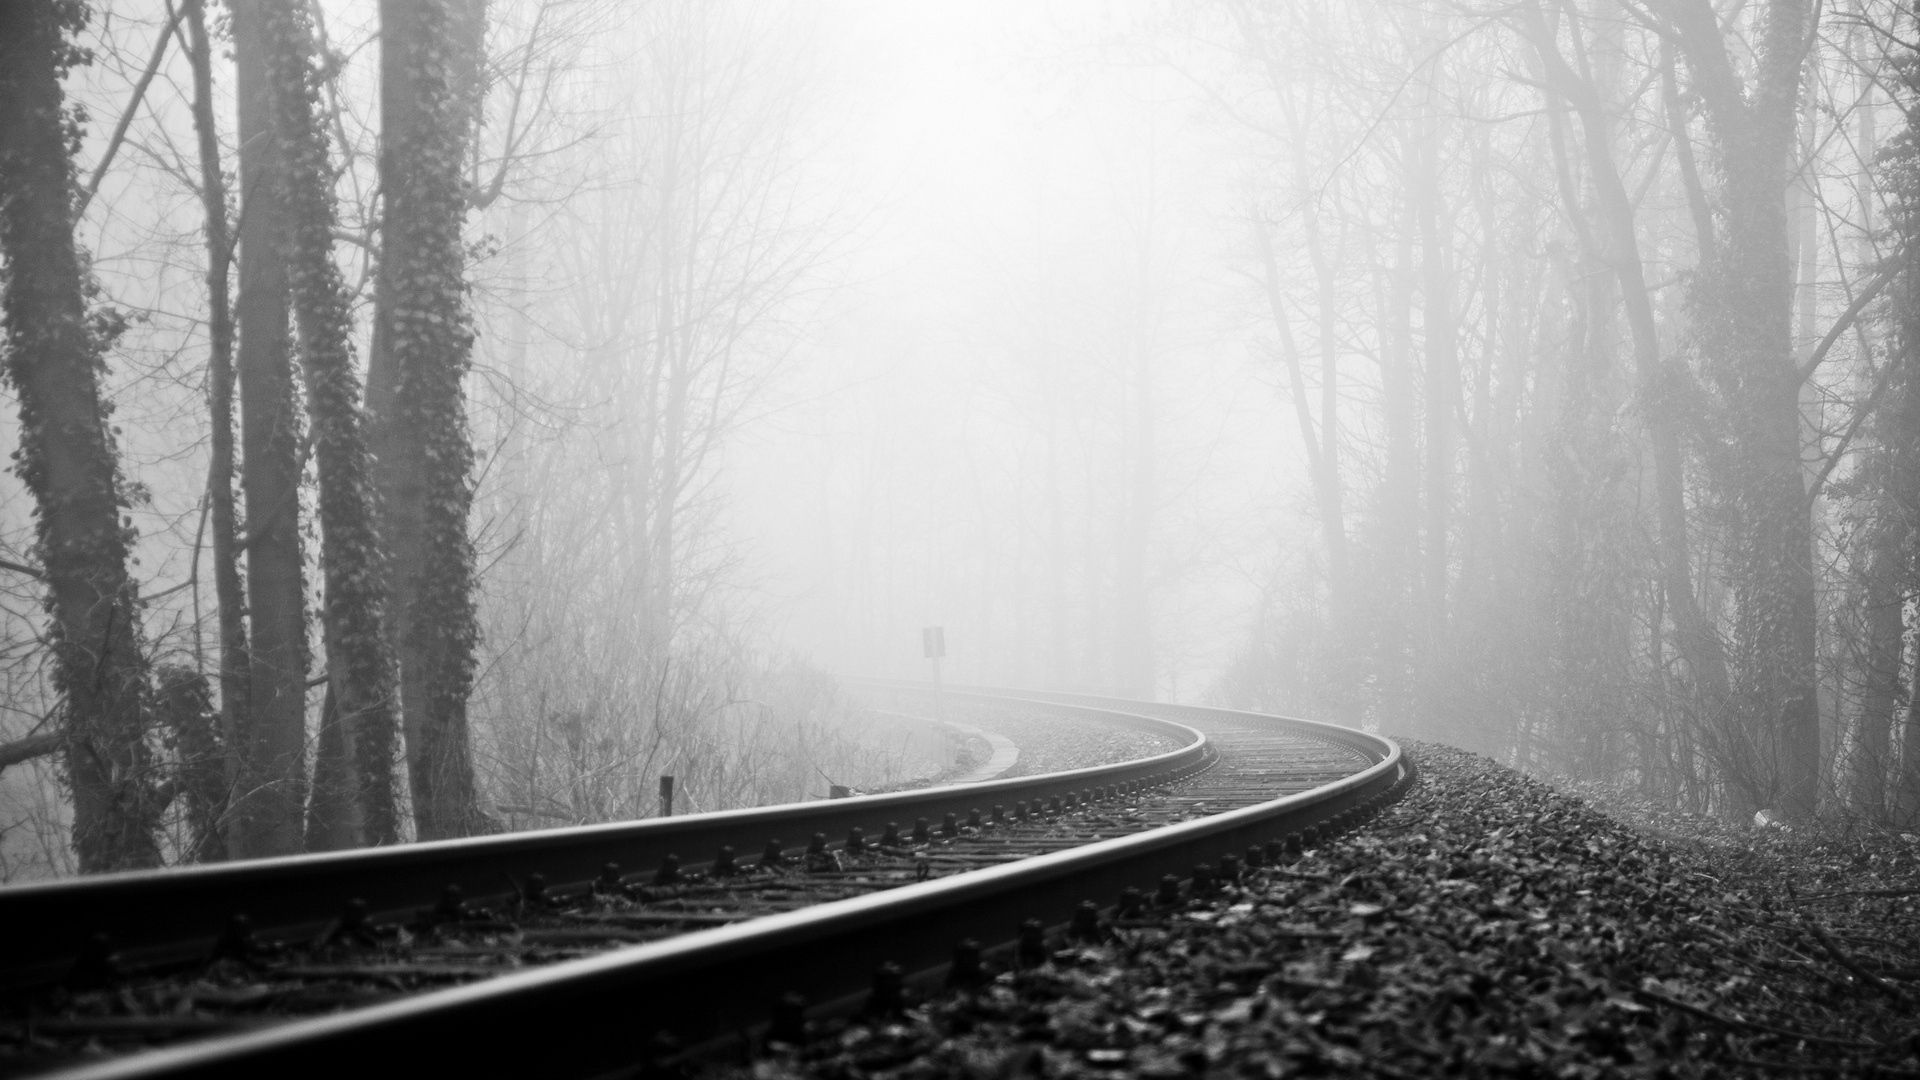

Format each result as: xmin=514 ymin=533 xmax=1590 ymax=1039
xmin=0 ymin=0 xmax=1912 ymax=875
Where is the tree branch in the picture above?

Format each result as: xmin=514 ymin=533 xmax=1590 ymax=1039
xmin=0 ymin=558 xmax=45 ymax=581
xmin=1806 ymin=346 xmax=1897 ymax=508
xmin=78 ymin=6 xmax=188 ymax=218
xmin=0 ymin=732 xmax=60 ymax=775
xmin=1799 ymin=263 xmax=1898 ymax=383
xmin=1655 ymin=0 xmax=1750 ymax=132
xmin=1807 ymin=919 xmax=1910 ymax=1002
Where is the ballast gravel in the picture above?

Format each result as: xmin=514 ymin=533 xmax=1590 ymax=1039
xmin=713 ymin=741 xmax=1920 ymax=1079
xmin=979 ymin=712 xmax=1183 ymax=782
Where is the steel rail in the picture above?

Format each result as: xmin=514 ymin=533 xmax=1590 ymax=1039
xmin=856 ymin=679 xmax=1393 ymax=767
xmin=0 ymin=703 xmax=1207 ymax=995
xmin=41 ymin=688 xmax=1404 ymax=1080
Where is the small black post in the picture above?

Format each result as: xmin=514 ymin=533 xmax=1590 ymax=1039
xmin=659 ymin=775 xmax=675 ymax=817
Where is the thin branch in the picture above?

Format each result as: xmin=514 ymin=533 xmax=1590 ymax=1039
xmin=77 ymin=7 xmax=188 ymax=218
xmin=1633 ymin=986 xmax=1882 ymax=1049
xmin=1807 ymin=919 xmax=1910 ymax=1002
xmin=0 ymin=558 xmax=45 ymax=581
xmin=0 ymin=732 xmax=60 ymax=775
xmin=1799 ymin=263 xmax=1899 ymax=383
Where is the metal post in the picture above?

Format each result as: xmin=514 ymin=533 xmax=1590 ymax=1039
xmin=923 ymin=625 xmax=946 ymax=721
xmin=659 ymin=775 xmax=674 ymax=818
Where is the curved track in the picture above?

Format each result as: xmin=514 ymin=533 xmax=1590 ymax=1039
xmin=8 ymin=685 xmax=1403 ymax=1079
xmin=0 ymin=702 xmax=1203 ymax=996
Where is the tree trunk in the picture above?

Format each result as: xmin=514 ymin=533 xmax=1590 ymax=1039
xmin=1850 ymin=507 xmax=1902 ymax=820
xmin=0 ymin=0 xmax=161 ymax=872
xmin=229 ymin=0 xmax=311 ymax=858
xmin=1667 ymin=0 xmax=1820 ymax=817
xmin=256 ymin=0 xmax=401 ymax=846
xmin=156 ymin=665 xmax=226 ymax=862
xmin=304 ymin=684 xmax=359 ymax=850
xmin=1524 ymin=0 xmax=1735 ymax=786
xmin=1111 ymin=178 xmax=1158 ymax=702
xmin=1374 ymin=167 xmax=1421 ymax=731
xmin=370 ymin=0 xmax=488 ymax=840
xmin=1885 ymin=31 xmax=1920 ymax=824
xmin=1416 ymin=114 xmax=1455 ymax=718
xmin=181 ymin=0 xmax=242 ymax=865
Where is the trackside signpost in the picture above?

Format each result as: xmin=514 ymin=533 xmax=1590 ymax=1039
xmin=923 ymin=626 xmax=945 ymax=720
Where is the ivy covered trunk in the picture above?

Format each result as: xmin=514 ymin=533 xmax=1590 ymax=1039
xmin=1669 ymin=0 xmax=1819 ymax=818
xmin=0 ymin=0 xmax=162 ymax=872
xmin=1884 ymin=43 xmax=1920 ymax=825
xmin=1848 ymin=508 xmax=1902 ymax=820
xmin=256 ymin=0 xmax=401 ymax=846
xmin=369 ymin=0 xmax=488 ymax=840
xmin=1522 ymin=3 xmax=1733 ymax=786
xmin=227 ymin=0 xmax=311 ymax=858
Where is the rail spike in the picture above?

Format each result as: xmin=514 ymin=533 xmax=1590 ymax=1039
xmin=652 ymin=854 xmax=681 ymax=886
xmin=595 ymin=861 xmax=626 ymax=896
xmin=948 ymin=938 xmax=985 ymax=989
xmin=769 ymin=991 xmax=809 ymax=1046
xmin=67 ymin=932 xmax=119 ymax=989
xmin=1017 ymin=919 xmax=1049 ymax=967
xmin=1156 ymin=874 xmax=1183 ymax=907
xmin=213 ymin=913 xmax=260 ymax=962
xmin=1069 ymin=900 xmax=1104 ymax=943
xmin=867 ymin=962 xmax=906 ymax=1017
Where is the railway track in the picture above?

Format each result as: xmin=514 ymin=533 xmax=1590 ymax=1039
xmin=1 ymin=685 xmax=1404 ymax=1079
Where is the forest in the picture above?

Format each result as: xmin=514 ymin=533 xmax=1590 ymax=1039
xmin=0 ymin=0 xmax=1914 ymax=878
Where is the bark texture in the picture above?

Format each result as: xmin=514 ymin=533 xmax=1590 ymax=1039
xmin=1883 ymin=46 xmax=1920 ymax=822
xmin=228 ymin=0 xmax=311 ymax=858
xmin=370 ymin=0 xmax=488 ymax=840
xmin=1524 ymin=0 xmax=1732 ymax=781
xmin=256 ymin=0 xmax=401 ymax=846
xmin=0 ymin=0 xmax=162 ymax=872
xmin=182 ymin=0 xmax=243 ymax=864
xmin=1666 ymin=0 xmax=1820 ymax=817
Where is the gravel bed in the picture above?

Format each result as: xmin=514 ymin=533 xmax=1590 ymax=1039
xmin=968 ymin=709 xmax=1183 ymax=781
xmin=856 ymin=705 xmax=1179 ymax=796
xmin=865 ymin=708 xmax=1183 ymax=796
xmin=711 ymin=741 xmax=1920 ymax=1079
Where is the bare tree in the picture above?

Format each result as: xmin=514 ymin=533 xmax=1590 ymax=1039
xmin=472 ymin=0 xmax=839 ymax=823
xmin=177 ymin=0 xmax=238 ymax=864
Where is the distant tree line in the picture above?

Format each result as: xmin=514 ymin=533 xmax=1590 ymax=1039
xmin=1201 ymin=0 xmax=1920 ymax=825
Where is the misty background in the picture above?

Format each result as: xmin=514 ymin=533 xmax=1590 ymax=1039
xmin=0 ymin=0 xmax=1910 ymax=876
